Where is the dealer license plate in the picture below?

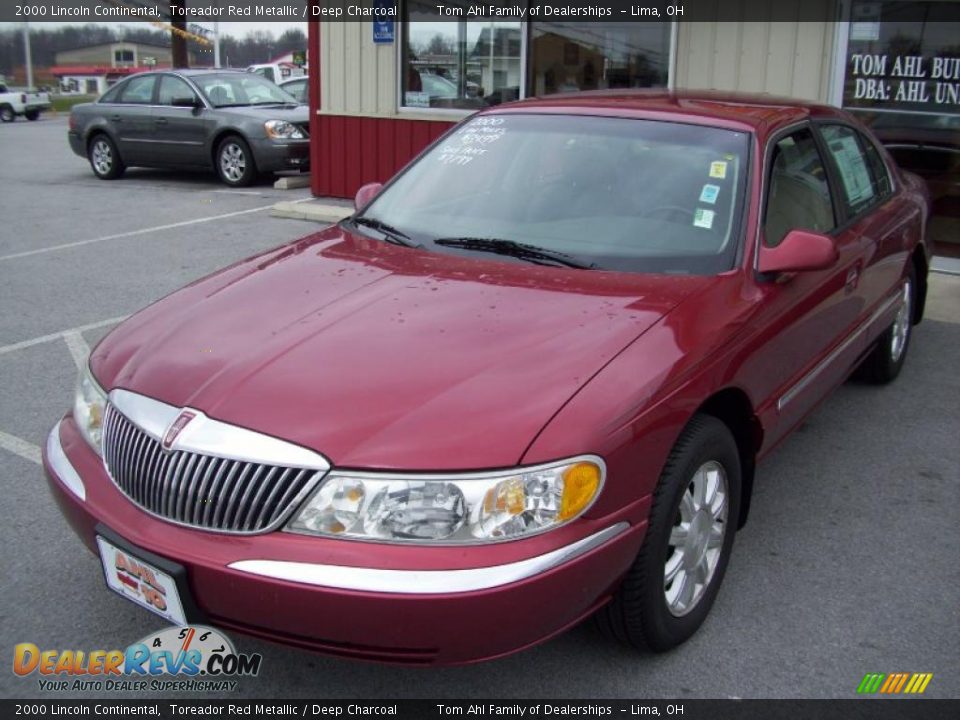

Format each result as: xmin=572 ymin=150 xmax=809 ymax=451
xmin=96 ymin=535 xmax=187 ymax=625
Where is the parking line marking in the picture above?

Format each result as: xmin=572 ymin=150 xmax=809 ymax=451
xmin=0 ymin=204 xmax=276 ymax=263
xmin=63 ymin=331 xmax=91 ymax=370
xmin=0 ymin=430 xmax=42 ymax=466
xmin=0 ymin=316 xmax=127 ymax=358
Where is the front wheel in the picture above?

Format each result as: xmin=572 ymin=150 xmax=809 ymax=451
xmin=88 ymin=134 xmax=125 ymax=180
xmin=0 ymin=105 xmax=14 ymax=123
xmin=216 ymin=135 xmax=257 ymax=187
xmin=596 ymin=414 xmax=741 ymax=652
xmin=855 ymin=267 xmax=916 ymax=384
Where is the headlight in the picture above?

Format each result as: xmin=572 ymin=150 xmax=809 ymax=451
xmin=73 ymin=364 xmax=107 ymax=454
xmin=264 ymin=120 xmax=304 ymax=140
xmin=288 ymin=456 xmax=604 ymax=544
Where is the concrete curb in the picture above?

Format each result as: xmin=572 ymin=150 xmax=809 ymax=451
xmin=273 ymin=175 xmax=312 ymax=190
xmin=271 ymin=201 xmax=352 ymax=224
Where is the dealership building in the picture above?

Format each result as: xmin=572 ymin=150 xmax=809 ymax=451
xmin=303 ymin=0 xmax=959 ymax=249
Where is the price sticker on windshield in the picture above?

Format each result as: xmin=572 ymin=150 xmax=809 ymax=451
xmin=699 ymin=184 xmax=720 ymax=204
xmin=693 ymin=208 xmax=715 ymax=229
xmin=709 ymin=161 xmax=728 ymax=179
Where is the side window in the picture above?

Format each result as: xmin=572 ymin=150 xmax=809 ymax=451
xmin=764 ymin=129 xmax=836 ymax=247
xmin=820 ymin=124 xmax=878 ymax=217
xmin=117 ymin=75 xmax=156 ymax=105
xmin=158 ymin=75 xmax=197 ymax=106
xmin=99 ymin=83 xmax=123 ymax=103
xmin=859 ymin=133 xmax=893 ymax=197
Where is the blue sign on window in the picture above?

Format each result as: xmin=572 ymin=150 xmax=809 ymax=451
xmin=373 ymin=0 xmax=395 ymax=44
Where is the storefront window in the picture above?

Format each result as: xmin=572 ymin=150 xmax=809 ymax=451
xmin=402 ymin=1 xmax=522 ymax=110
xmin=530 ymin=22 xmax=670 ymax=96
xmin=842 ymin=0 xmax=960 ymax=250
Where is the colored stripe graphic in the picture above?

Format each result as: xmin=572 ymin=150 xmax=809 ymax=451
xmin=858 ymin=672 xmax=933 ymax=694
xmin=857 ymin=673 xmax=885 ymax=694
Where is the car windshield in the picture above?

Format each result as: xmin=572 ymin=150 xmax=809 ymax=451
xmin=360 ymin=114 xmax=750 ymax=274
xmin=192 ymin=73 xmax=298 ymax=107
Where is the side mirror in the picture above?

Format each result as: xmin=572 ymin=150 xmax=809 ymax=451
xmin=172 ymin=96 xmax=200 ymax=108
xmin=354 ymin=182 xmax=383 ymax=211
xmin=758 ymin=229 xmax=838 ymax=274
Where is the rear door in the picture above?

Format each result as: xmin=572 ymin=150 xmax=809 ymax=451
xmin=815 ymin=123 xmax=913 ymax=343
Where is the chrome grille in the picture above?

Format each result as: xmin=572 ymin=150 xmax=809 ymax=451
xmin=102 ymin=403 xmax=321 ymax=534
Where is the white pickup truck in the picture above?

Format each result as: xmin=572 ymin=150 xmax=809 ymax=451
xmin=0 ymin=83 xmax=51 ymax=122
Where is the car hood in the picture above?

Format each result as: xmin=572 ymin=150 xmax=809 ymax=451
xmin=91 ymin=228 xmax=711 ymax=470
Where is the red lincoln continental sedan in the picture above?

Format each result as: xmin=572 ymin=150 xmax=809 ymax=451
xmin=44 ymin=91 xmax=931 ymax=665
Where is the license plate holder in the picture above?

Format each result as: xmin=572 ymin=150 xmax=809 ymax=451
xmin=95 ymin=525 xmax=203 ymax=626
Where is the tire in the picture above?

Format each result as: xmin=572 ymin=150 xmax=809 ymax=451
xmin=596 ymin=414 xmax=741 ymax=652
xmin=0 ymin=105 xmax=14 ymax=123
xmin=855 ymin=265 xmax=916 ymax=384
xmin=215 ymin=135 xmax=257 ymax=187
xmin=87 ymin=133 xmax=125 ymax=180
xmin=25 ymin=109 xmax=40 ymax=121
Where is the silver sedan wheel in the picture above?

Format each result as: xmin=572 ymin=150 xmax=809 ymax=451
xmin=890 ymin=279 xmax=912 ymax=363
xmin=219 ymin=142 xmax=247 ymax=183
xmin=664 ymin=460 xmax=728 ymax=617
xmin=91 ymin=139 xmax=113 ymax=176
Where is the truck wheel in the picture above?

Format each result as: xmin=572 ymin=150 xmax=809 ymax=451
xmin=216 ymin=135 xmax=257 ymax=187
xmin=88 ymin=134 xmax=126 ymax=180
xmin=25 ymin=109 xmax=40 ymax=121
xmin=0 ymin=106 xmax=15 ymax=123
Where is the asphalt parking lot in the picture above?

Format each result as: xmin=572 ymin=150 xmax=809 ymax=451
xmin=0 ymin=115 xmax=958 ymax=701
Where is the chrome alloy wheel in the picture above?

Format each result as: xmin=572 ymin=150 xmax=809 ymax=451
xmin=219 ymin=142 xmax=247 ymax=183
xmin=890 ymin=279 xmax=912 ymax=363
xmin=91 ymin=139 xmax=113 ymax=175
xmin=664 ymin=460 xmax=728 ymax=617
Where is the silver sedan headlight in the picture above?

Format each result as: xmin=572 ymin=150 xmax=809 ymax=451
xmin=264 ymin=120 xmax=305 ymax=140
xmin=288 ymin=456 xmax=605 ymax=544
xmin=73 ymin=364 xmax=107 ymax=454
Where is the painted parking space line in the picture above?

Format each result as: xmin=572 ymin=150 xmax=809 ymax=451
xmin=0 ymin=430 xmax=42 ymax=466
xmin=0 ymin=315 xmax=127 ymax=358
xmin=63 ymin=331 xmax=91 ymax=370
xmin=0 ymin=203 xmax=276 ymax=263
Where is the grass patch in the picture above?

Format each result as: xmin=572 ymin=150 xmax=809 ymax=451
xmin=50 ymin=94 xmax=97 ymax=113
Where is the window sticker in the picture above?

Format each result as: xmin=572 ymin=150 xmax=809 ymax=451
xmin=709 ymin=161 xmax=728 ymax=179
xmin=829 ymin=135 xmax=875 ymax=206
xmin=699 ymin=184 xmax=720 ymax=204
xmin=693 ymin=208 xmax=715 ymax=229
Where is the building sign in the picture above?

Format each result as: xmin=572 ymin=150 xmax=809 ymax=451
xmin=843 ymin=0 xmax=960 ymax=115
xmin=373 ymin=0 xmax=395 ymax=43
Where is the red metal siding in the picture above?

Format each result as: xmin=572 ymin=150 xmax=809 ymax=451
xmin=311 ymin=115 xmax=454 ymax=199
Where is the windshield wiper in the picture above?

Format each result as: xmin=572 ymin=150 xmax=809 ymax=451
xmin=434 ymin=237 xmax=595 ymax=269
xmin=350 ymin=217 xmax=420 ymax=248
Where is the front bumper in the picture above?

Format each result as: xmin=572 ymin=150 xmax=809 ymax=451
xmin=250 ymin=137 xmax=310 ymax=173
xmin=44 ymin=416 xmax=647 ymax=665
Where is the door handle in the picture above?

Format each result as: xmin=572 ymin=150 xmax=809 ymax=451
xmin=109 ymin=115 xmax=122 ymax=122
xmin=155 ymin=118 xmax=168 ymax=125
xmin=845 ymin=264 xmax=861 ymax=292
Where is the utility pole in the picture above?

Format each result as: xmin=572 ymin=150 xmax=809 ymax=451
xmin=23 ymin=22 xmax=34 ymax=89
xmin=169 ymin=1 xmax=189 ymax=69
xmin=213 ymin=21 xmax=221 ymax=68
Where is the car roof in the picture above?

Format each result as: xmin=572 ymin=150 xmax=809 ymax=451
xmin=491 ymin=89 xmax=851 ymax=139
